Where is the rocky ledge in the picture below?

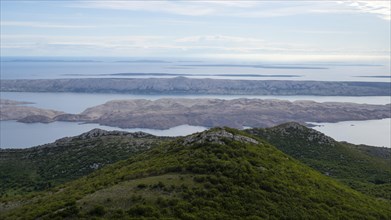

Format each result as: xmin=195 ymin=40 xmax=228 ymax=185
xmin=183 ymin=128 xmax=259 ymax=146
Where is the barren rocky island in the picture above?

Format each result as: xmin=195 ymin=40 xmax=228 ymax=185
xmin=2 ymin=77 xmax=390 ymax=96
xmin=1 ymin=98 xmax=390 ymax=129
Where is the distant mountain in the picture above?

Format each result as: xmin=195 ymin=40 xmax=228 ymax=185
xmin=246 ymin=122 xmax=391 ymax=200
xmin=1 ymin=128 xmax=390 ymax=219
xmin=2 ymin=77 xmax=390 ymax=96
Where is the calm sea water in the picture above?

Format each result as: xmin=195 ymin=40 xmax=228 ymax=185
xmin=1 ymin=58 xmax=390 ymax=82
xmin=312 ymin=118 xmax=391 ymax=148
xmin=1 ymin=119 xmax=389 ymax=149
xmin=0 ymin=121 xmax=207 ymax=149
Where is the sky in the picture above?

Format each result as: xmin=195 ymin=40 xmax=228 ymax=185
xmin=1 ymin=0 xmax=390 ymax=63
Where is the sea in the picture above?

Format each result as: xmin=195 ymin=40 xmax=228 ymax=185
xmin=1 ymin=57 xmax=390 ymax=148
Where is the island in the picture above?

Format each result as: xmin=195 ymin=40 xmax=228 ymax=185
xmin=1 ymin=77 xmax=390 ymax=96
xmin=1 ymin=98 xmax=390 ymax=129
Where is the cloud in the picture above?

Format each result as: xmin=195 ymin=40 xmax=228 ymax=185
xmin=340 ymin=1 xmax=391 ymax=20
xmin=71 ymin=0 xmax=323 ymax=17
xmin=72 ymin=1 xmax=310 ymax=17
xmin=1 ymin=21 xmax=96 ymax=29
xmin=0 ymin=34 xmax=194 ymax=57
xmin=74 ymin=1 xmax=215 ymax=16
xmin=176 ymin=35 xmax=264 ymax=44
xmin=1 ymin=21 xmax=141 ymax=29
xmin=173 ymin=35 xmax=388 ymax=55
xmin=2 ymin=33 xmax=388 ymax=61
xmin=200 ymin=53 xmax=390 ymax=62
xmin=73 ymin=1 xmax=390 ymax=20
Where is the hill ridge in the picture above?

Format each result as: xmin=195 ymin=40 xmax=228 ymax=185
xmin=1 ymin=127 xmax=390 ymax=219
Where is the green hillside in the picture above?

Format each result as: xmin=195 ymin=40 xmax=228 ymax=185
xmin=1 ymin=128 xmax=389 ymax=219
xmin=0 ymin=129 xmax=168 ymax=196
xmin=246 ymin=122 xmax=391 ymax=200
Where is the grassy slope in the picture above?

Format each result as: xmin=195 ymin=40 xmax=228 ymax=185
xmin=1 ymin=128 xmax=389 ymax=219
xmin=246 ymin=122 xmax=391 ymax=200
xmin=0 ymin=130 xmax=168 ymax=196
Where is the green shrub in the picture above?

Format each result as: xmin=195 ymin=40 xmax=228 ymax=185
xmin=88 ymin=205 xmax=106 ymax=216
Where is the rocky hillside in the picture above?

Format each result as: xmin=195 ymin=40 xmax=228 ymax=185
xmin=1 ymin=128 xmax=390 ymax=219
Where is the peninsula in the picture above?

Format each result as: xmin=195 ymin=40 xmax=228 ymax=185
xmin=0 ymin=99 xmax=64 ymax=122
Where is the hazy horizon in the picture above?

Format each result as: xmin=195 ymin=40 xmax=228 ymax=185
xmin=1 ymin=1 xmax=390 ymax=63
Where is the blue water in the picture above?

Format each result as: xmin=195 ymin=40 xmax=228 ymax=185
xmin=0 ymin=121 xmax=207 ymax=149
xmin=312 ymin=118 xmax=391 ymax=148
xmin=1 ymin=118 xmax=390 ymax=149
xmin=1 ymin=57 xmax=390 ymax=82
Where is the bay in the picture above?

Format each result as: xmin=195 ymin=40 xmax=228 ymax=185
xmin=311 ymin=118 xmax=391 ymax=148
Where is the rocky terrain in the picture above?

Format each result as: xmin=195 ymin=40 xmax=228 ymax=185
xmin=0 ymin=99 xmax=63 ymax=122
xmin=1 ymin=98 xmax=390 ymax=129
xmin=2 ymin=77 xmax=390 ymax=95
xmin=64 ymin=98 xmax=391 ymax=128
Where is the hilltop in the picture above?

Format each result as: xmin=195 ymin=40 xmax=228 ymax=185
xmin=1 ymin=127 xmax=390 ymax=219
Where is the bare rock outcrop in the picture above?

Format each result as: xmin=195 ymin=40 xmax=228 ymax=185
xmin=183 ymin=128 xmax=259 ymax=146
